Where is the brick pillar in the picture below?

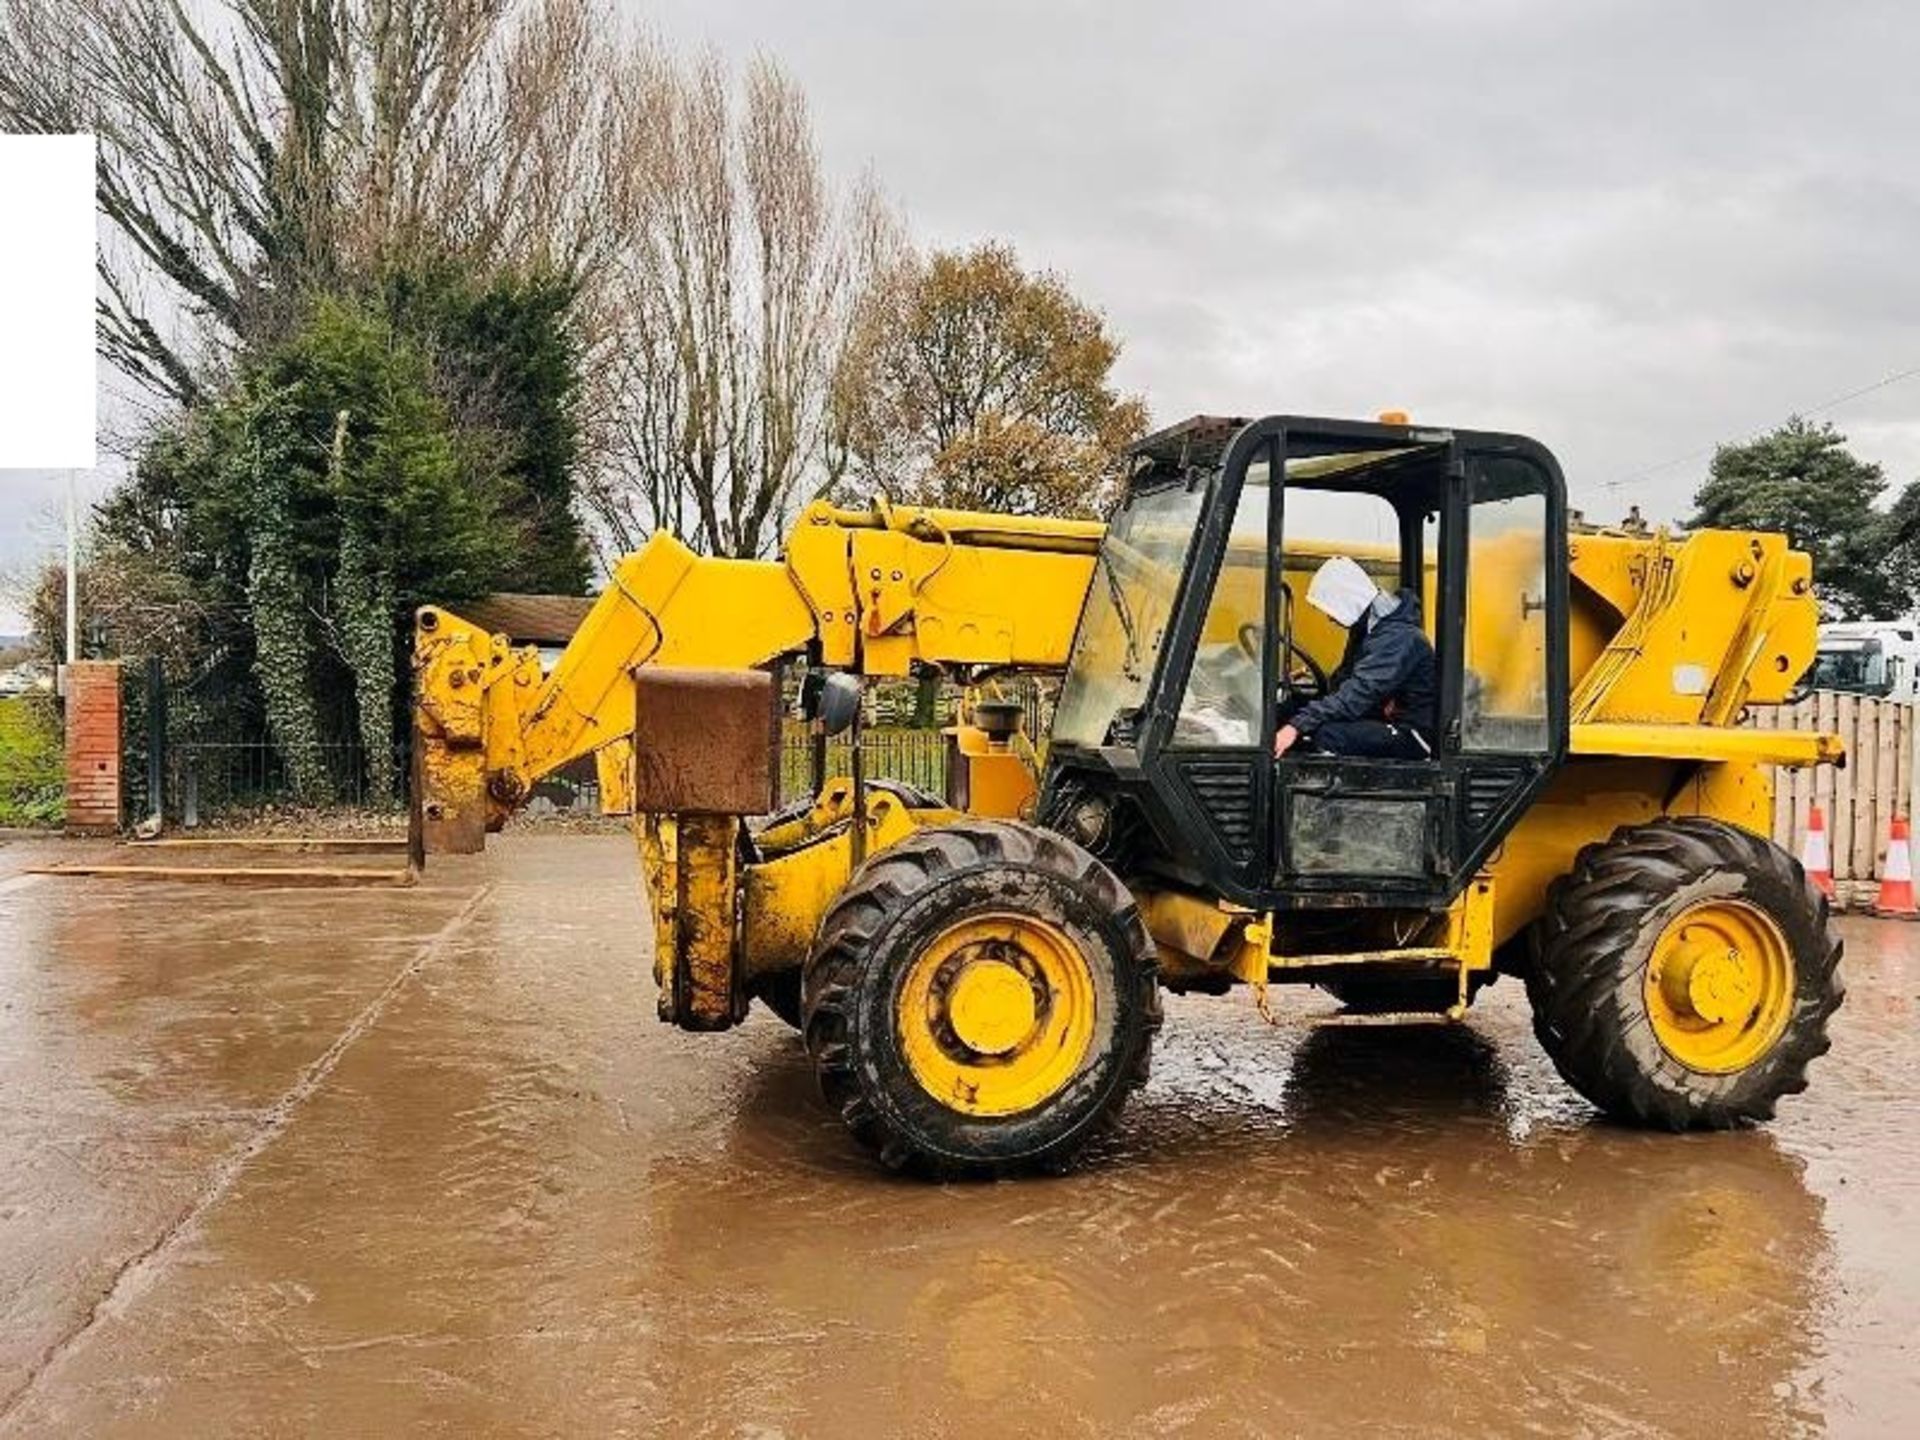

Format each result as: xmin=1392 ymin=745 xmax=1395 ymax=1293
xmin=64 ymin=660 xmax=123 ymax=835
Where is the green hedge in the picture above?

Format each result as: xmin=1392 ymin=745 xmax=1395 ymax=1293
xmin=0 ymin=694 xmax=64 ymax=827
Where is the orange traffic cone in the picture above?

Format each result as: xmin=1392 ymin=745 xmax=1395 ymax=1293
xmin=1802 ymin=805 xmax=1835 ymax=900
xmin=1875 ymin=815 xmax=1919 ymax=919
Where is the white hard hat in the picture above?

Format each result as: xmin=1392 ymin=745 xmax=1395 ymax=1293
xmin=1305 ymin=555 xmax=1379 ymax=628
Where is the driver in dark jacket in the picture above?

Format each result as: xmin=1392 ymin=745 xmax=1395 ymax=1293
xmin=1274 ymin=555 xmax=1438 ymax=760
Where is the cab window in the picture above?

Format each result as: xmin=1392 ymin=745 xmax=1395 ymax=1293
xmin=1276 ymin=485 xmax=1410 ymax=688
xmin=1462 ymin=461 xmax=1551 ymax=752
xmin=1173 ymin=464 xmax=1272 ymax=746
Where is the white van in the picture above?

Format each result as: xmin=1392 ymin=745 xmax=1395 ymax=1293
xmin=1807 ymin=620 xmax=1920 ymax=703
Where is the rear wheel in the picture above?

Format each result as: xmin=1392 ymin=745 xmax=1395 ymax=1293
xmin=803 ymin=820 xmax=1160 ymax=1176
xmin=1528 ymin=817 xmax=1842 ymax=1128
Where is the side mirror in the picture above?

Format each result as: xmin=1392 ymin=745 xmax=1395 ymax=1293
xmin=799 ymin=670 xmax=862 ymax=737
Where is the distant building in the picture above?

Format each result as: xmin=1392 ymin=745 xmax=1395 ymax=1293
xmin=457 ymin=593 xmax=595 ymax=673
xmin=456 ymin=593 xmax=602 ymax=813
xmin=0 ymin=660 xmax=51 ymax=697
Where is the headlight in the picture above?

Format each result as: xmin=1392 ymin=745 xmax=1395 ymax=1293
xmin=1065 ymin=792 xmax=1112 ymax=850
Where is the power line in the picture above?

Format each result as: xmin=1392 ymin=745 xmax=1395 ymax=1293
xmin=1601 ymin=361 xmax=1920 ymax=492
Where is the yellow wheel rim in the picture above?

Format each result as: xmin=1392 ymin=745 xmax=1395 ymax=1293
xmin=897 ymin=912 xmax=1098 ymax=1118
xmin=1643 ymin=898 xmax=1795 ymax=1074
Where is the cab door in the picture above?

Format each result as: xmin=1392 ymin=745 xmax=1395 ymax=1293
xmin=1264 ymin=427 xmax=1568 ymax=907
xmin=1268 ymin=428 xmax=1455 ymax=905
xmin=1436 ymin=446 xmax=1569 ymax=878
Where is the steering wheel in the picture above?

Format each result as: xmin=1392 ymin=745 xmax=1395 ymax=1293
xmin=1237 ymin=621 xmax=1330 ymax=700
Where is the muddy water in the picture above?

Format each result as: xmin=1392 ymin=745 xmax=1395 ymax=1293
xmin=0 ymin=834 xmax=1914 ymax=1437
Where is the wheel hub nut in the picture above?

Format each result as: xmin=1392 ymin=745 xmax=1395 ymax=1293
xmin=1659 ymin=939 xmax=1755 ymax=1025
xmin=947 ymin=960 xmax=1038 ymax=1056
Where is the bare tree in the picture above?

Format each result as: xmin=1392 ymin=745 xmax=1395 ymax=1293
xmin=584 ymin=51 xmax=903 ymax=560
xmin=0 ymin=0 xmax=619 ymax=405
xmin=0 ymin=2 xmax=907 ymax=564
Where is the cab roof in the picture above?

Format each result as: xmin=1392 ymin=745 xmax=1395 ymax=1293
xmin=1130 ymin=414 xmax=1249 ymax=468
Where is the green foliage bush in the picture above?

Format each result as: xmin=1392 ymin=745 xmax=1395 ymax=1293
xmin=0 ymin=696 xmax=64 ymax=827
xmin=91 ymin=266 xmax=590 ymax=805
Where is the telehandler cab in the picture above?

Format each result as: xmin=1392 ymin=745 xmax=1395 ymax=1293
xmin=414 ymin=413 xmax=1844 ymax=1175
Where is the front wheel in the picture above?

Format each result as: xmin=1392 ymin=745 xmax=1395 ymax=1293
xmin=1527 ymin=817 xmax=1843 ymax=1129
xmin=802 ymin=820 xmax=1160 ymax=1176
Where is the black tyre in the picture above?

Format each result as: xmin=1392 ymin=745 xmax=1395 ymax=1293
xmin=1528 ymin=817 xmax=1843 ymax=1129
xmin=1320 ymin=972 xmax=1494 ymax=1015
xmin=802 ymin=819 xmax=1160 ymax=1176
xmin=867 ymin=780 xmax=946 ymax=811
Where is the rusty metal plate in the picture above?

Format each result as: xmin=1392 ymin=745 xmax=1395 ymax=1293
xmin=631 ymin=667 xmax=777 ymax=815
xmin=416 ymin=740 xmax=489 ymax=855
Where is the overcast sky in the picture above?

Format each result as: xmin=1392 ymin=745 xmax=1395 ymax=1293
xmin=5 ymin=0 xmax=1919 ymax=632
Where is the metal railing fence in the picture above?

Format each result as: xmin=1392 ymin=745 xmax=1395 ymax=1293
xmin=119 ymin=659 xmax=1033 ymax=826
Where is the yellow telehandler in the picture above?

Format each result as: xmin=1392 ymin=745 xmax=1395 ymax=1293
xmin=412 ymin=413 xmax=1844 ymax=1174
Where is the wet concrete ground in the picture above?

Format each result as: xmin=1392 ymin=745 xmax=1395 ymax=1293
xmin=0 ymin=833 xmax=1914 ymax=1438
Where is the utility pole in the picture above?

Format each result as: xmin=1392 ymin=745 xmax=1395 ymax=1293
xmin=64 ymin=469 xmax=78 ymax=682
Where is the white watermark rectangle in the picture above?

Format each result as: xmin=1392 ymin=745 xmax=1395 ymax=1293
xmin=0 ymin=133 xmax=96 ymax=470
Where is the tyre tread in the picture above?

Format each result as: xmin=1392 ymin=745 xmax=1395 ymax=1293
xmin=1526 ymin=817 xmax=1843 ymax=1129
xmin=802 ymin=818 xmax=1160 ymax=1177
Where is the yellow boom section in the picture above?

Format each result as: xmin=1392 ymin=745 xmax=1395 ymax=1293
xmin=413 ymin=499 xmax=1101 ymax=850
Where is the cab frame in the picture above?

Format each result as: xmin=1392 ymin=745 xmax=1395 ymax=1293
xmin=1043 ymin=413 xmax=1571 ymax=912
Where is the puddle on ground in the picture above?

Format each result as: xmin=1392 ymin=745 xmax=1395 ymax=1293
xmin=0 ymin=837 xmax=1913 ymax=1436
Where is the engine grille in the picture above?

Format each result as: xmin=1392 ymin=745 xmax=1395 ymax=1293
xmin=1463 ymin=770 xmax=1515 ymax=828
xmin=1180 ymin=762 xmax=1256 ymax=852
